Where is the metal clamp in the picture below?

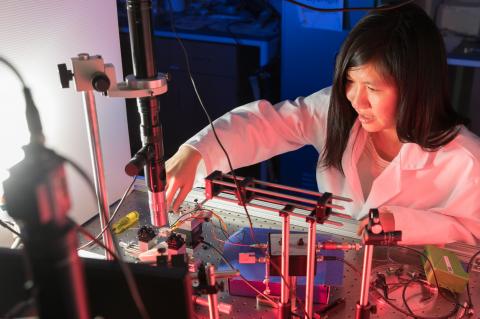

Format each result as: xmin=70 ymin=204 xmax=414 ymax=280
xmin=59 ymin=53 xmax=168 ymax=98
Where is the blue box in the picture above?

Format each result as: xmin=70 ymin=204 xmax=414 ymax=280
xmin=219 ymin=227 xmax=344 ymax=303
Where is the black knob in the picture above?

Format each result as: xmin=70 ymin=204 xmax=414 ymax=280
xmin=91 ymin=72 xmax=110 ymax=92
xmin=57 ymin=63 xmax=73 ymax=88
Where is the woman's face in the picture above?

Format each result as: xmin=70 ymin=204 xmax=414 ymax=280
xmin=345 ymin=63 xmax=398 ymax=135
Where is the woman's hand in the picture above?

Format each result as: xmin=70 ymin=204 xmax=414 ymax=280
xmin=356 ymin=208 xmax=395 ymax=236
xmin=165 ymin=145 xmax=202 ymax=213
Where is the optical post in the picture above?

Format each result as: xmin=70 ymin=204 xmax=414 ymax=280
xmin=58 ymin=0 xmax=170 ymax=257
xmin=355 ymin=208 xmax=402 ymax=319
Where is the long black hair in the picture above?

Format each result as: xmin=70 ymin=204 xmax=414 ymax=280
xmin=321 ymin=2 xmax=465 ymax=174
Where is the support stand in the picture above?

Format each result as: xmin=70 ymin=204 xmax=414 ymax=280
xmin=191 ymin=263 xmax=239 ymax=319
xmin=355 ymin=208 xmax=402 ymax=319
xmin=126 ymin=0 xmax=168 ymax=227
xmin=204 ymin=171 xmax=354 ymax=319
xmin=279 ymin=208 xmax=292 ymax=319
xmin=304 ymin=217 xmax=317 ymax=319
xmin=356 ymin=244 xmax=375 ymax=319
xmin=81 ymin=85 xmax=115 ymax=260
xmin=206 ymin=264 xmax=220 ymax=319
xmin=58 ymin=0 xmax=170 ymax=234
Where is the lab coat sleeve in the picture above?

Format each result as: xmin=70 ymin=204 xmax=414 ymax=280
xmin=184 ymin=88 xmax=331 ymax=177
xmin=383 ymin=178 xmax=480 ymax=245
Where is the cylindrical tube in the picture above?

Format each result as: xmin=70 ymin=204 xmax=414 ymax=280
xmin=304 ymin=219 xmax=317 ymax=319
xmin=264 ymin=254 xmax=271 ymax=295
xmin=82 ymin=90 xmax=114 ymax=260
xmin=193 ymin=296 xmax=232 ymax=315
xmin=148 ymin=189 xmax=168 ymax=226
xmin=359 ymin=244 xmax=374 ymax=306
xmin=280 ymin=214 xmax=290 ymax=304
xmin=126 ymin=0 xmax=168 ymax=227
xmin=290 ymin=276 xmax=297 ymax=313
xmin=206 ymin=264 xmax=220 ymax=319
xmin=112 ymin=211 xmax=139 ymax=234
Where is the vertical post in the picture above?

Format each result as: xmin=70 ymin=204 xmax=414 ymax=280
xmin=304 ymin=218 xmax=317 ymax=319
xmin=206 ymin=263 xmax=220 ymax=319
xmin=290 ymin=276 xmax=297 ymax=313
xmin=82 ymin=90 xmax=114 ymax=259
xmin=279 ymin=210 xmax=291 ymax=319
xmin=126 ymin=0 xmax=168 ymax=227
xmin=355 ymin=244 xmax=374 ymax=319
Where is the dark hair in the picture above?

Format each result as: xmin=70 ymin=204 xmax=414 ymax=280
xmin=321 ymin=3 xmax=465 ymax=174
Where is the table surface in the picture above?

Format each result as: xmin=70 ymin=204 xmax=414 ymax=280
xmin=81 ymin=185 xmax=480 ymax=319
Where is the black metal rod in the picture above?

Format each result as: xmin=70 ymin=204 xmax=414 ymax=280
xmin=126 ymin=0 xmax=168 ymax=226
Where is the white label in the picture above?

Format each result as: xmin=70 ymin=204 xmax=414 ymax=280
xmin=443 ymin=255 xmax=454 ymax=274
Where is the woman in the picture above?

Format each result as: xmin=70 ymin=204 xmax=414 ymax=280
xmin=165 ymin=3 xmax=480 ymax=245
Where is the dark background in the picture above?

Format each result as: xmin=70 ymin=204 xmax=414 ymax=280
xmin=117 ymin=0 xmax=480 ymax=190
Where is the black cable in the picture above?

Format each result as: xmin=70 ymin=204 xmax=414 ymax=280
xmin=3 ymin=297 xmax=36 ymax=319
xmin=58 ymin=154 xmax=149 ymax=319
xmin=334 ymin=257 xmax=361 ymax=275
xmin=72 ymin=220 xmax=150 ymax=319
xmin=334 ymin=245 xmax=460 ymax=319
xmin=3 ymin=247 xmax=37 ymax=319
xmin=200 ymin=239 xmax=279 ymax=307
xmin=397 ymin=245 xmax=467 ymax=310
xmin=285 ymin=0 xmax=415 ymax=12
xmin=0 ymin=56 xmax=27 ymax=86
xmin=373 ymin=245 xmax=461 ymax=319
xmin=202 ymin=231 xmax=314 ymax=319
xmin=170 ymin=205 xmax=202 ymax=228
xmin=166 ymin=0 xmax=258 ymax=243
xmin=373 ymin=283 xmax=458 ymax=319
xmin=1 ymin=55 xmax=148 ymax=319
xmin=401 ymin=278 xmax=420 ymax=315
xmin=465 ymin=248 xmax=480 ymax=310
xmin=0 ymin=219 xmax=22 ymax=238
xmin=399 ymin=277 xmax=457 ymax=318
xmin=77 ymin=175 xmax=137 ymax=250
xmin=58 ymin=155 xmax=97 ymax=197
xmin=0 ymin=56 xmax=44 ymax=144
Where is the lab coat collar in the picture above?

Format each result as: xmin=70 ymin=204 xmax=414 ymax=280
xmin=346 ymin=121 xmax=432 ymax=219
xmin=398 ymin=142 xmax=432 ymax=170
xmin=342 ymin=121 xmax=368 ymax=208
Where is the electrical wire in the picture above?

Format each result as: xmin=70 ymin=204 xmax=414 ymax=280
xmin=1 ymin=55 xmax=149 ymax=319
xmin=203 ymin=222 xmax=312 ymax=319
xmin=166 ymin=0 xmax=258 ymax=243
xmin=0 ymin=56 xmax=44 ymax=144
xmin=285 ymin=0 xmax=415 ymax=12
xmin=0 ymin=219 xmax=22 ymax=238
xmin=77 ymin=175 xmax=137 ymax=250
xmin=3 ymin=297 xmax=36 ymax=319
xmin=401 ymin=278 xmax=424 ymax=315
xmin=465 ymin=248 xmax=480 ymax=310
xmin=334 ymin=257 xmax=361 ymax=275
xmin=200 ymin=239 xmax=279 ymax=308
xmin=72 ymin=220 xmax=150 ymax=319
xmin=59 ymin=155 xmax=150 ymax=319
xmin=364 ymin=245 xmax=461 ymax=319
xmin=210 ymin=227 xmax=252 ymax=248
xmin=397 ymin=245 xmax=466 ymax=309
xmin=374 ymin=280 xmax=459 ymax=319
xmin=0 ymin=56 xmax=27 ymax=86
xmin=332 ymin=244 xmax=462 ymax=319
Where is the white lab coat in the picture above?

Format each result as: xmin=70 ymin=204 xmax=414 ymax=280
xmin=185 ymin=87 xmax=480 ymax=245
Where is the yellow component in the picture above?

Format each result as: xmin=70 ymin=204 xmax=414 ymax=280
xmin=422 ymin=245 xmax=469 ymax=293
xmin=112 ymin=211 xmax=140 ymax=234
